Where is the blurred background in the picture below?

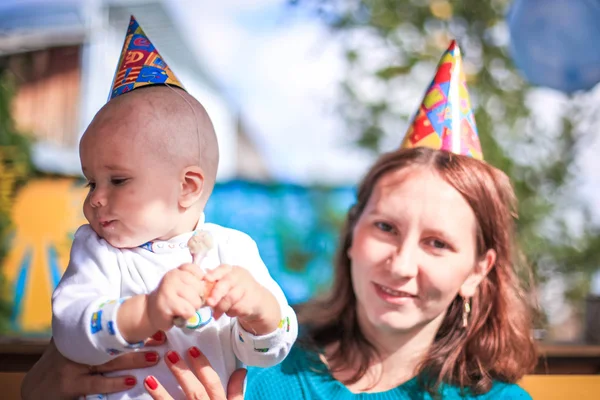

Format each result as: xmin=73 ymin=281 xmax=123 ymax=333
xmin=1 ymin=0 xmax=600 ymax=348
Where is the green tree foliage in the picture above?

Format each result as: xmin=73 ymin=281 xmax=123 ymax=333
xmin=0 ymin=67 xmax=33 ymax=333
xmin=296 ymin=0 xmax=600 ymax=319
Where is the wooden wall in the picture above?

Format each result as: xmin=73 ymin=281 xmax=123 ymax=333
xmin=6 ymin=45 xmax=81 ymax=147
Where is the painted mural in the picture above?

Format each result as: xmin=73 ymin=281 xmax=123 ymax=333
xmin=3 ymin=179 xmax=86 ymax=332
xmin=2 ymin=178 xmax=355 ymax=334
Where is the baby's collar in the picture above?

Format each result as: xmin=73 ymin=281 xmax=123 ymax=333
xmin=138 ymin=213 xmax=205 ymax=254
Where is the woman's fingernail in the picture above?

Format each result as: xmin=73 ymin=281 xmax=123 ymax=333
xmin=125 ymin=377 xmax=136 ymax=386
xmin=145 ymin=376 xmax=158 ymax=390
xmin=167 ymin=351 xmax=180 ymax=364
xmin=189 ymin=346 xmax=201 ymax=358
xmin=145 ymin=352 xmax=158 ymax=363
xmin=152 ymin=331 xmax=163 ymax=341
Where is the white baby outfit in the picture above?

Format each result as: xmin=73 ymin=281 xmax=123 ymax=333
xmin=52 ymin=214 xmax=298 ymax=399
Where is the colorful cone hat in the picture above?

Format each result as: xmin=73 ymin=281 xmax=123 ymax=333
xmin=108 ymin=15 xmax=185 ymax=101
xmin=400 ymin=40 xmax=483 ymax=160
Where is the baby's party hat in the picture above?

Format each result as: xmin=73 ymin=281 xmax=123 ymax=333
xmin=400 ymin=40 xmax=482 ymax=160
xmin=108 ymin=15 xmax=185 ymax=101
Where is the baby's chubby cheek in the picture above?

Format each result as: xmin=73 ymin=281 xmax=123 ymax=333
xmin=82 ymin=205 xmax=94 ymax=225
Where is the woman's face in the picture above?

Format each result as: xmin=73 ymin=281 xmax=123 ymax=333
xmin=348 ymin=167 xmax=494 ymax=336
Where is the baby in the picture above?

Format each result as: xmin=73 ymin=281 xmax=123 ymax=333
xmin=52 ymin=16 xmax=297 ymax=400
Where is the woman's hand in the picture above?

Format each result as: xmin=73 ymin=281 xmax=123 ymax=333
xmin=145 ymin=347 xmax=246 ymax=400
xmin=21 ymin=332 xmax=165 ymax=400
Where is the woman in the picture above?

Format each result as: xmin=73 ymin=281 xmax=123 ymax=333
xmin=244 ymin=146 xmax=537 ymax=398
xmin=242 ymin=46 xmax=539 ymax=398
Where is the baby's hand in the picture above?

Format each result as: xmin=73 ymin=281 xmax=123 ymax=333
xmin=203 ymin=265 xmax=281 ymax=335
xmin=146 ymin=264 xmax=207 ymax=332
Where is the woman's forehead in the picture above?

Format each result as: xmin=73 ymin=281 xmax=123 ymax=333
xmin=369 ymin=168 xmax=476 ymax=227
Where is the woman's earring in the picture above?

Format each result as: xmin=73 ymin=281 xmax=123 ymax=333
xmin=462 ymin=297 xmax=471 ymax=328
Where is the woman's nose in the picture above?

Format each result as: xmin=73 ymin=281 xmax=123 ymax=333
xmin=385 ymin=242 xmax=418 ymax=279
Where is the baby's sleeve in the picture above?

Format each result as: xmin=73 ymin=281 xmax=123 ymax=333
xmin=52 ymin=225 xmax=143 ymax=365
xmin=218 ymin=229 xmax=298 ymax=368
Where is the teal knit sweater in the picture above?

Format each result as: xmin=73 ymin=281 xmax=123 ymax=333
xmin=245 ymin=346 xmax=532 ymax=399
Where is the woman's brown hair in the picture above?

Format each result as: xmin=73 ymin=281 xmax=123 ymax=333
xmin=297 ymin=146 xmax=538 ymax=394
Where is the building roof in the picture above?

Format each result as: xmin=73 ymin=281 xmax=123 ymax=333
xmin=0 ymin=0 xmax=85 ymax=55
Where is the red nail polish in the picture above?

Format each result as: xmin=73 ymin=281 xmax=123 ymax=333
xmin=145 ymin=376 xmax=158 ymax=390
xmin=189 ymin=346 xmax=201 ymax=358
xmin=125 ymin=377 xmax=136 ymax=386
xmin=145 ymin=352 xmax=158 ymax=362
xmin=167 ymin=351 xmax=180 ymax=364
xmin=152 ymin=331 xmax=163 ymax=341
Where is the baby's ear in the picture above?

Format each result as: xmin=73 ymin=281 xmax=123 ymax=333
xmin=179 ymin=166 xmax=204 ymax=208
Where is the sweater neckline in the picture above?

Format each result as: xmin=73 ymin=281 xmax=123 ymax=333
xmin=300 ymin=346 xmax=420 ymax=398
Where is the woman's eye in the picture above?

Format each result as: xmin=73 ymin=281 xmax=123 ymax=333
xmin=426 ymin=238 xmax=449 ymax=250
xmin=375 ymin=221 xmax=395 ymax=233
xmin=85 ymin=181 xmax=96 ymax=191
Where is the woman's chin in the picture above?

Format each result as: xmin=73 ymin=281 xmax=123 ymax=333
xmin=368 ymin=309 xmax=422 ymax=334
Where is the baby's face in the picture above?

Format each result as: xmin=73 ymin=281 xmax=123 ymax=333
xmin=79 ymin=120 xmax=184 ymax=249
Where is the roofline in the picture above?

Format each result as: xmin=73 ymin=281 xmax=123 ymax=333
xmin=0 ymin=27 xmax=85 ymax=56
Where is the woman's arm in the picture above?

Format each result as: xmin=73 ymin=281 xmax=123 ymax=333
xmin=21 ymin=336 xmax=162 ymax=400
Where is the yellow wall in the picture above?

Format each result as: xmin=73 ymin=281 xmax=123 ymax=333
xmin=520 ymin=375 xmax=600 ymax=399
xmin=3 ymin=178 xmax=86 ymax=332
